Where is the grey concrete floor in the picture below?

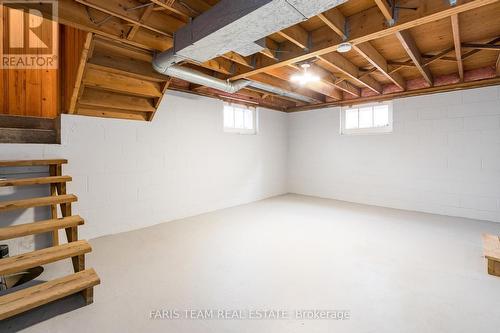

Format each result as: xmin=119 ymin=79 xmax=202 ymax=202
xmin=2 ymin=194 xmax=500 ymax=332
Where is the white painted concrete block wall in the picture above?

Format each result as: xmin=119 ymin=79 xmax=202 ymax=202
xmin=288 ymin=86 xmax=500 ymax=222
xmin=0 ymin=91 xmax=288 ymax=253
xmin=1 ymin=85 xmax=500 ymax=256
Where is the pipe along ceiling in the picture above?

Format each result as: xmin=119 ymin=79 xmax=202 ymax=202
xmin=153 ymin=0 xmax=347 ymax=104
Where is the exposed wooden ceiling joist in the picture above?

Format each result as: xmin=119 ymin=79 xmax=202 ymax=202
xmin=149 ymin=0 xmax=191 ymax=19
xmin=230 ymin=0 xmax=500 ymax=80
xmin=317 ymin=8 xmax=346 ymax=39
xmin=373 ymin=0 xmax=393 ymax=22
xmin=265 ymin=66 xmax=343 ymax=100
xmin=277 ymin=25 xmax=309 ymax=50
xmin=318 ymin=52 xmax=383 ymax=94
xmin=39 ymin=0 xmax=500 ymax=113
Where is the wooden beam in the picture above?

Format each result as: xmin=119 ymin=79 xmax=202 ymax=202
xmin=127 ymin=4 xmax=154 ymax=40
xmin=396 ymin=30 xmax=433 ymax=86
xmin=451 ymin=15 xmax=464 ymax=82
xmin=249 ymin=73 xmax=325 ymax=103
xmin=198 ymin=58 xmax=234 ymax=75
xmin=259 ymin=38 xmax=280 ymax=60
xmin=461 ymin=43 xmax=500 ymax=50
xmin=374 ymin=0 xmax=393 ymax=21
xmin=317 ymin=8 xmax=346 ymax=39
xmin=461 ymin=37 xmax=500 ymax=60
xmin=319 ymin=52 xmax=382 ymax=94
xmin=288 ymin=75 xmax=500 ymax=112
xmin=149 ymin=0 xmax=191 ymax=20
xmin=423 ymin=47 xmax=456 ymax=66
xmin=74 ymin=0 xmax=172 ymax=37
xmin=230 ymin=0 xmax=500 ymax=80
xmin=353 ymin=42 xmax=405 ymax=90
xmin=303 ymin=64 xmax=360 ymax=97
xmin=221 ymin=52 xmax=253 ymax=68
xmin=277 ymin=25 xmax=309 ymax=50
xmin=265 ymin=66 xmax=344 ymax=100
xmin=30 ymin=0 xmax=172 ymax=51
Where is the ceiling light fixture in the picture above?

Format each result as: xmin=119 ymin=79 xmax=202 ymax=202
xmin=290 ymin=63 xmax=320 ymax=85
xmin=337 ymin=42 xmax=352 ymax=53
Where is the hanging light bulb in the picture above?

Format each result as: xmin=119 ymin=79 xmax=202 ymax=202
xmin=290 ymin=63 xmax=320 ymax=85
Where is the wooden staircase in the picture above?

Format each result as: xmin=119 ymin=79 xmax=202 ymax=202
xmin=63 ymin=27 xmax=170 ymax=121
xmin=0 ymin=159 xmax=100 ymax=320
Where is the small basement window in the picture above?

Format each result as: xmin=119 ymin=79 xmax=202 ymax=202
xmin=340 ymin=101 xmax=393 ymax=135
xmin=223 ymin=102 xmax=257 ymax=134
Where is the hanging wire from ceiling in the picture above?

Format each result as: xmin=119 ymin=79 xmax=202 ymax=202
xmin=85 ymin=7 xmax=113 ymax=27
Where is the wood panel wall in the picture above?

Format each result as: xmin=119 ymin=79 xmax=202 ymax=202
xmin=0 ymin=4 xmax=59 ymax=118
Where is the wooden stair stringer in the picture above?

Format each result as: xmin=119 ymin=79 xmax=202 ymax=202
xmin=67 ymin=34 xmax=169 ymax=121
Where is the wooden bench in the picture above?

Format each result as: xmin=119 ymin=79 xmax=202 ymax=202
xmin=482 ymin=234 xmax=500 ymax=277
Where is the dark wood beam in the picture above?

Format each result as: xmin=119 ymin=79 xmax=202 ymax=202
xmin=353 ymin=42 xmax=405 ymax=90
xmin=396 ymin=30 xmax=433 ymax=86
xmin=461 ymin=43 xmax=500 ymax=50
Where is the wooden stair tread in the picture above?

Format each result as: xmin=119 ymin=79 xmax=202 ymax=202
xmin=0 ymin=176 xmax=72 ymax=187
xmin=0 ymin=194 xmax=77 ymax=213
xmin=0 ymin=240 xmax=91 ymax=276
xmin=79 ymin=88 xmax=156 ymax=113
xmin=92 ymin=37 xmax=153 ymax=62
xmin=75 ymin=105 xmax=150 ymax=121
xmin=0 ymin=159 xmax=67 ymax=167
xmin=0 ymin=115 xmax=57 ymax=130
xmin=88 ymin=54 xmax=167 ymax=82
xmin=482 ymin=234 xmax=500 ymax=261
xmin=0 ymin=268 xmax=100 ymax=320
xmin=0 ymin=216 xmax=84 ymax=241
xmin=83 ymin=67 xmax=163 ymax=98
xmin=0 ymin=128 xmax=57 ymax=144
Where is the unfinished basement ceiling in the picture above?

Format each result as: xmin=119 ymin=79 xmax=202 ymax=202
xmin=23 ymin=0 xmax=500 ymax=115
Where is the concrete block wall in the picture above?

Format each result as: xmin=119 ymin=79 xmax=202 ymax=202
xmin=0 ymin=91 xmax=288 ymax=253
xmin=288 ymin=86 xmax=500 ymax=222
xmin=1 ymin=85 xmax=500 ymax=255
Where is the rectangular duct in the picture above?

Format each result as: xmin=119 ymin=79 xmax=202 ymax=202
xmin=234 ymin=38 xmax=267 ymax=57
xmin=174 ymin=0 xmax=347 ymax=63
